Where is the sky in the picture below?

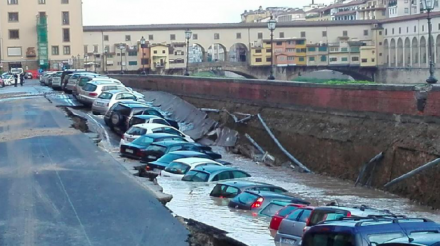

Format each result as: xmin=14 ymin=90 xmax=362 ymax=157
xmin=83 ymin=0 xmax=334 ymax=26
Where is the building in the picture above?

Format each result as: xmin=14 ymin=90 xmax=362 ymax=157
xmin=189 ymin=44 xmax=204 ymax=63
xmin=168 ymin=42 xmax=186 ymax=70
xmin=276 ymin=10 xmax=306 ymax=22
xmin=357 ymin=0 xmax=388 ymax=20
xmin=306 ymin=43 xmax=329 ymax=66
xmin=272 ymin=38 xmax=306 ymax=66
xmin=250 ymin=40 xmax=272 ymax=66
xmin=150 ymin=44 xmax=169 ymax=72
xmin=0 ymin=0 xmax=83 ymax=71
xmin=138 ymin=41 xmax=151 ymax=72
xmin=331 ymin=0 xmax=367 ymax=21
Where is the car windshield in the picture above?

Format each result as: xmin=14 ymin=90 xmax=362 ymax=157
xmin=79 ymin=78 xmax=91 ymax=86
xmin=260 ymin=203 xmax=285 ymax=217
xmin=309 ymin=210 xmax=348 ymax=226
xmin=145 ymin=145 xmax=167 ymax=155
xmin=99 ymin=92 xmax=113 ymax=99
xmin=278 ymin=206 xmax=300 ymax=217
xmin=132 ymin=136 xmax=154 ymax=147
xmin=236 ymin=192 xmax=259 ymax=205
xmin=156 ymin=153 xmax=183 ymax=164
xmin=164 ymin=162 xmax=191 ymax=174
xmin=182 ymin=170 xmax=209 ymax=182
xmin=210 ymin=184 xmax=240 ymax=198
xmin=126 ymin=127 xmax=147 ymax=136
xmin=303 ymin=232 xmax=355 ymax=246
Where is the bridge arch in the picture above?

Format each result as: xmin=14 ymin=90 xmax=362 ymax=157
xmin=420 ymin=36 xmax=427 ymax=66
xmin=412 ymin=37 xmax=419 ymax=66
xmin=404 ymin=37 xmax=411 ymax=66
xmin=384 ymin=39 xmax=389 ymax=67
xmin=207 ymin=43 xmax=227 ymax=62
xmin=390 ymin=38 xmax=396 ymax=67
xmin=229 ymin=43 xmax=248 ymax=63
xmin=397 ymin=38 xmax=403 ymax=67
xmin=188 ymin=43 xmax=205 ymax=63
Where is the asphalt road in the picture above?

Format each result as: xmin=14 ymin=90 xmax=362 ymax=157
xmin=0 ymin=81 xmax=189 ymax=246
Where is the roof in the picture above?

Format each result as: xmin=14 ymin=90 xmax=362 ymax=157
xmin=133 ymin=122 xmax=173 ymax=130
xmin=384 ymin=233 xmax=440 ymax=244
xmin=334 ymin=10 xmax=357 ymax=16
xmin=168 ymin=150 xmax=210 ymax=157
xmin=150 ymin=140 xmax=188 ymax=147
xmin=380 ymin=11 xmax=440 ymax=24
xmin=101 ymin=89 xmax=126 ymax=94
xmin=173 ymin=157 xmax=221 ymax=165
xmin=219 ymin=180 xmax=280 ymax=189
xmin=192 ymin=165 xmax=235 ymax=173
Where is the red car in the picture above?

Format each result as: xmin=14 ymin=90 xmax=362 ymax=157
xmin=269 ymin=204 xmax=307 ymax=231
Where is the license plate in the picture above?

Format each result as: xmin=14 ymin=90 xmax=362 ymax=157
xmin=148 ymin=155 xmax=157 ymax=160
xmin=127 ymin=138 xmax=135 ymax=142
xmin=281 ymin=238 xmax=296 ymax=245
xmin=96 ymin=102 xmax=104 ymax=106
xmin=125 ymin=149 xmax=133 ymax=154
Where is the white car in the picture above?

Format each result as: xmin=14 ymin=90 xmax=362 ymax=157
xmin=160 ymin=158 xmax=223 ymax=179
xmin=120 ymin=123 xmax=194 ymax=146
xmin=2 ymin=75 xmax=15 ymax=86
xmin=92 ymin=90 xmax=141 ymax=115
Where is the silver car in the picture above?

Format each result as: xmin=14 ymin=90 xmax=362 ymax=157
xmin=77 ymin=78 xmax=124 ymax=105
xmin=91 ymin=90 xmax=139 ymax=115
xmin=50 ymin=72 xmax=63 ymax=89
xmin=65 ymin=72 xmax=97 ymax=92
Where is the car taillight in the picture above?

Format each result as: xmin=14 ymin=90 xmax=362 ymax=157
xmin=136 ymin=150 xmax=146 ymax=157
xmin=89 ymin=92 xmax=98 ymax=96
xmin=145 ymin=165 xmax=151 ymax=171
xmin=347 ymin=211 xmax=352 ymax=217
xmin=251 ymin=197 xmax=264 ymax=209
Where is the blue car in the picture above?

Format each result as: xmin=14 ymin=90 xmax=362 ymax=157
xmin=302 ymin=217 xmax=440 ymax=246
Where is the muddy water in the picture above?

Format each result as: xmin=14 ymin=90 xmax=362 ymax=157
xmin=158 ymin=147 xmax=440 ymax=246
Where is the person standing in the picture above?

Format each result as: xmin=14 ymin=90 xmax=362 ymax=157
xmin=14 ymin=74 xmax=18 ymax=87
xmin=19 ymin=73 xmax=24 ymax=86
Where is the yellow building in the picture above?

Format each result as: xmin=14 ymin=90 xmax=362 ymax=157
xmin=150 ymin=44 xmax=169 ymax=72
xmin=250 ymin=40 xmax=272 ymax=66
xmin=306 ymin=44 xmax=329 ymax=66
xmin=295 ymin=40 xmax=307 ymax=66
xmin=360 ymin=46 xmax=377 ymax=67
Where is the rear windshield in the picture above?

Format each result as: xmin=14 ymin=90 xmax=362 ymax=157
xmin=99 ymin=92 xmax=113 ymax=99
xmin=156 ymin=153 xmax=183 ymax=164
xmin=164 ymin=162 xmax=191 ymax=175
xmin=182 ymin=170 xmax=209 ymax=182
xmin=79 ymin=77 xmax=91 ymax=86
xmin=83 ymin=83 xmax=97 ymax=92
xmin=131 ymin=117 xmax=146 ymax=125
xmin=132 ymin=136 xmax=154 ymax=147
xmin=278 ymin=206 xmax=300 ymax=217
xmin=309 ymin=210 xmax=348 ymax=226
xmin=260 ymin=204 xmax=285 ymax=217
xmin=126 ymin=127 xmax=147 ymax=136
xmin=210 ymin=184 xmax=240 ymax=198
xmin=146 ymin=145 xmax=167 ymax=155
xmin=303 ymin=232 xmax=355 ymax=246
xmin=236 ymin=192 xmax=259 ymax=206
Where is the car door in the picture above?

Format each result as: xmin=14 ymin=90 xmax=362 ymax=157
xmin=211 ymin=171 xmax=233 ymax=182
xmin=291 ymin=209 xmax=313 ymax=238
xmin=278 ymin=208 xmax=304 ymax=238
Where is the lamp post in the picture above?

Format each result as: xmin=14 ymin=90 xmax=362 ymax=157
xmin=267 ymin=15 xmax=277 ymax=80
xmin=84 ymin=54 xmax=88 ymax=71
xmin=104 ymin=46 xmax=109 ymax=74
xmin=77 ymin=54 xmax=80 ymax=70
xmin=184 ymin=29 xmax=192 ymax=76
xmin=140 ymin=36 xmax=146 ymax=75
xmin=422 ymin=0 xmax=437 ymax=84
xmin=119 ymin=44 xmax=125 ymax=74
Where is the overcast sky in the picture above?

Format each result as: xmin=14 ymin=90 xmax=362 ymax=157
xmin=83 ymin=0 xmax=334 ymax=26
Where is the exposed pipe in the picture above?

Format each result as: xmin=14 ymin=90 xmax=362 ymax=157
xmin=257 ymin=114 xmax=311 ymax=173
xmin=384 ymin=158 xmax=440 ymax=189
xmin=244 ymin=133 xmax=265 ymax=155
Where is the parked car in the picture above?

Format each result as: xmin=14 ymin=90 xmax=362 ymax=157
xmin=61 ymin=69 xmax=85 ymax=87
xmin=380 ymin=233 xmax=440 ymax=245
xmin=128 ymin=115 xmax=171 ymax=129
xmin=25 ymin=72 xmax=33 ymax=79
xmin=120 ymin=133 xmax=186 ymax=160
xmin=121 ymin=123 xmax=193 ymax=147
xmin=50 ymin=71 xmax=64 ymax=89
xmin=275 ymin=206 xmax=316 ymax=246
xmin=105 ymin=102 xmax=179 ymax=134
xmin=64 ymin=72 xmax=96 ymax=92
xmin=92 ymin=90 xmax=141 ymax=115
xmin=182 ymin=166 xmax=251 ymax=182
xmin=184 ymin=143 xmax=222 ymax=159
xmin=139 ymin=151 xmax=213 ymax=177
xmin=77 ymin=78 xmax=124 ymax=105
xmin=161 ymin=158 xmax=223 ymax=179
xmin=139 ymin=141 xmax=199 ymax=164
xmin=259 ymin=200 xmax=300 ymax=218
xmin=210 ymin=180 xmax=288 ymax=199
xmin=228 ymin=190 xmax=310 ymax=211
xmin=269 ymin=203 xmax=309 ymax=231
xmin=73 ymin=74 xmax=108 ymax=96
xmin=2 ymin=74 xmax=14 ymax=86
xmin=40 ymin=72 xmax=57 ymax=85
xmin=302 ymin=217 xmax=440 ymax=246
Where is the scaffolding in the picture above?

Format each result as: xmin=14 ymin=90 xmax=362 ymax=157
xmin=37 ymin=15 xmax=49 ymax=70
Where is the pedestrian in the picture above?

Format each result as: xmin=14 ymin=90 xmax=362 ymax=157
xmin=19 ymin=73 xmax=24 ymax=86
xmin=14 ymin=74 xmax=18 ymax=87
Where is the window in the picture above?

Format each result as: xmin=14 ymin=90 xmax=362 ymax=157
xmin=352 ymin=57 xmax=359 ymax=62
xmin=319 ymin=46 xmax=327 ymax=52
xmin=285 ymin=48 xmax=293 ymax=52
xmin=63 ymin=46 xmax=71 ymax=55
xmin=297 ymin=40 xmax=305 ymax=45
xmin=236 ymin=33 xmax=241 ymax=39
xmin=299 ymin=57 xmax=305 ymax=62
xmin=266 ymin=49 xmax=272 ymax=53
xmin=128 ymin=51 xmax=137 ymax=56
xmin=266 ymin=57 xmax=272 ymax=62
xmin=308 ymin=47 xmax=316 ymax=52
xmin=8 ymin=13 xmax=19 ymax=22
xmin=414 ymin=26 xmax=417 ymax=32
xmin=405 ymin=7 xmax=409 ymax=13
xmin=148 ymin=34 xmax=154 ymax=40
xmin=214 ymin=171 xmax=231 ymax=181
xmin=341 ymin=47 xmax=348 ymax=52
xmin=104 ymin=45 xmax=110 ymax=53
xmin=125 ymin=35 xmax=131 ymax=41
xmin=330 ymin=57 xmax=337 ymax=62
xmin=342 ymin=57 xmax=348 ymax=62
xmin=279 ymin=32 xmax=284 ymax=38
xmin=379 ymin=42 xmax=382 ymax=45
xmin=258 ymin=32 xmax=263 ymax=39
xmin=63 ymin=28 xmax=70 ymax=42
xmin=422 ymin=25 xmax=425 ymax=32
xmin=62 ymin=12 xmax=69 ymax=25
xmin=255 ymin=58 xmax=262 ymax=62
xmin=141 ymin=58 xmax=149 ymax=65
xmin=407 ymin=27 xmax=409 ymax=33
xmin=93 ymin=45 xmax=98 ymax=53
xmin=104 ymin=35 xmax=109 ymax=41
xmin=170 ymin=34 xmax=176 ymax=40
xmin=321 ymin=55 xmax=327 ymax=62
xmin=52 ymin=46 xmax=59 ymax=55
xmin=309 ymin=57 xmax=315 ymax=61
xmin=9 ymin=30 xmax=19 ymax=39
xmin=153 ymin=50 xmax=157 ymax=54
xmin=362 ymin=58 xmax=368 ymax=63
xmin=84 ymin=45 xmax=88 ymax=54
xmin=343 ymin=30 xmax=348 ymax=36
xmin=8 ymin=0 xmax=18 ymax=4
xmin=276 ymin=42 xmax=282 ymax=45
xmin=322 ymin=31 xmax=327 ymax=37
xmin=299 ymin=210 xmax=312 ymax=222
xmin=128 ymin=61 xmax=137 ymax=66
xmin=255 ymin=49 xmax=261 ymax=53
xmin=287 ymin=56 xmax=294 ymax=61
xmin=61 ymin=0 xmax=69 ymax=3
xmin=192 ymin=34 xmax=197 ymax=40
xmin=368 ymin=233 xmax=405 ymax=244
xmin=364 ymin=30 xmax=368 ymax=36
xmin=162 ymin=50 xmax=166 ymax=54
xmin=379 ymin=30 xmax=382 ymax=35
xmin=214 ymin=33 xmax=220 ymax=39
xmin=301 ymin=31 xmax=306 ymax=38
xmin=39 ymin=0 xmax=45 ymax=3
xmin=399 ymin=27 xmax=401 ymax=34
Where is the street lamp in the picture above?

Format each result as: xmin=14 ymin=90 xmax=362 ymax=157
xmin=84 ymin=54 xmax=88 ymax=71
xmin=421 ymin=0 xmax=437 ymax=84
xmin=267 ymin=15 xmax=277 ymax=80
xmin=184 ymin=29 xmax=192 ymax=76
xmin=104 ymin=46 xmax=109 ymax=74
xmin=77 ymin=54 xmax=80 ymax=70
xmin=140 ymin=36 xmax=147 ymax=75
xmin=119 ymin=43 xmax=125 ymax=74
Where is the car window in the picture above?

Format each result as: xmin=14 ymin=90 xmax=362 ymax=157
xmin=152 ymin=119 xmax=169 ymax=125
xmin=123 ymin=93 xmax=136 ymax=100
xmin=232 ymin=171 xmax=251 ymax=179
xmin=183 ymin=171 xmax=209 ymax=182
xmin=162 ymin=127 xmax=181 ymax=136
xmin=260 ymin=204 xmax=285 ymax=217
xmin=79 ymin=77 xmax=91 ymax=86
xmin=271 ymin=187 xmax=287 ymax=193
xmin=132 ymin=136 xmax=154 ymax=147
xmin=83 ymin=83 xmax=97 ymax=92
xmin=236 ymin=192 xmax=259 ymax=205
xmin=133 ymin=108 xmax=148 ymax=116
xmin=278 ymin=206 xmax=300 ymax=217
xmin=368 ymin=233 xmax=405 ymax=244
xmin=156 ymin=153 xmax=183 ymax=165
xmin=131 ymin=118 xmax=146 ymax=126
xmin=309 ymin=210 xmax=349 ymax=226
xmin=164 ymin=162 xmax=191 ymax=175
xmin=152 ymin=128 xmax=164 ymax=133
xmin=115 ymin=93 xmax=123 ymax=100
xmin=114 ymin=105 xmax=131 ymax=116
xmin=286 ymin=209 xmax=303 ymax=220
xmin=213 ymin=171 xmax=231 ymax=181
xmin=145 ymin=110 xmax=162 ymax=117
xmin=168 ymin=146 xmax=183 ymax=152
xmin=126 ymin=127 xmax=147 ymax=136
xmin=299 ymin=209 xmax=312 ymax=222
xmin=99 ymin=92 xmax=113 ymax=99
xmin=303 ymin=232 xmax=354 ymax=246
xmin=145 ymin=145 xmax=167 ymax=155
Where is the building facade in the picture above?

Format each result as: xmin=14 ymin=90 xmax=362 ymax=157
xmin=0 ymin=0 xmax=83 ymax=71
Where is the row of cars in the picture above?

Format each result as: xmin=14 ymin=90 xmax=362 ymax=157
xmin=39 ymin=71 xmax=440 ymax=246
xmin=0 ymin=71 xmax=32 ymax=87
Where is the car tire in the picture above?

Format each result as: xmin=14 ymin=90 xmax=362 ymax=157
xmin=92 ymin=111 xmax=99 ymax=116
xmin=111 ymin=112 xmax=122 ymax=126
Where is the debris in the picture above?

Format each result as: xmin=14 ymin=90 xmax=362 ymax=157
xmin=384 ymin=158 xmax=440 ymax=189
xmin=355 ymin=152 xmax=384 ymax=187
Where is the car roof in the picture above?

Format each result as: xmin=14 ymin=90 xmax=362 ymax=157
xmin=314 ymin=206 xmax=391 ymax=216
xmin=101 ymin=89 xmax=127 ymax=94
xmin=87 ymin=80 xmax=121 ymax=85
xmin=244 ymin=190 xmax=298 ymax=199
xmin=133 ymin=115 xmax=162 ymax=120
xmin=311 ymin=217 xmax=436 ymax=229
xmin=140 ymin=133 xmax=183 ymax=139
xmin=173 ymin=157 xmax=221 ymax=166
xmin=117 ymin=101 xmax=150 ymax=108
xmin=192 ymin=165 xmax=236 ymax=173
xmin=217 ymin=180 xmax=277 ymax=188
xmin=132 ymin=123 xmax=173 ymax=130
xmin=384 ymin=233 xmax=440 ymax=244
xmin=168 ymin=150 xmax=210 ymax=157
xmin=150 ymin=140 xmax=189 ymax=147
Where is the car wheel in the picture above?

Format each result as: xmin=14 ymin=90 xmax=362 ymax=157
xmin=111 ymin=112 xmax=122 ymax=126
xmin=92 ymin=111 xmax=99 ymax=116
